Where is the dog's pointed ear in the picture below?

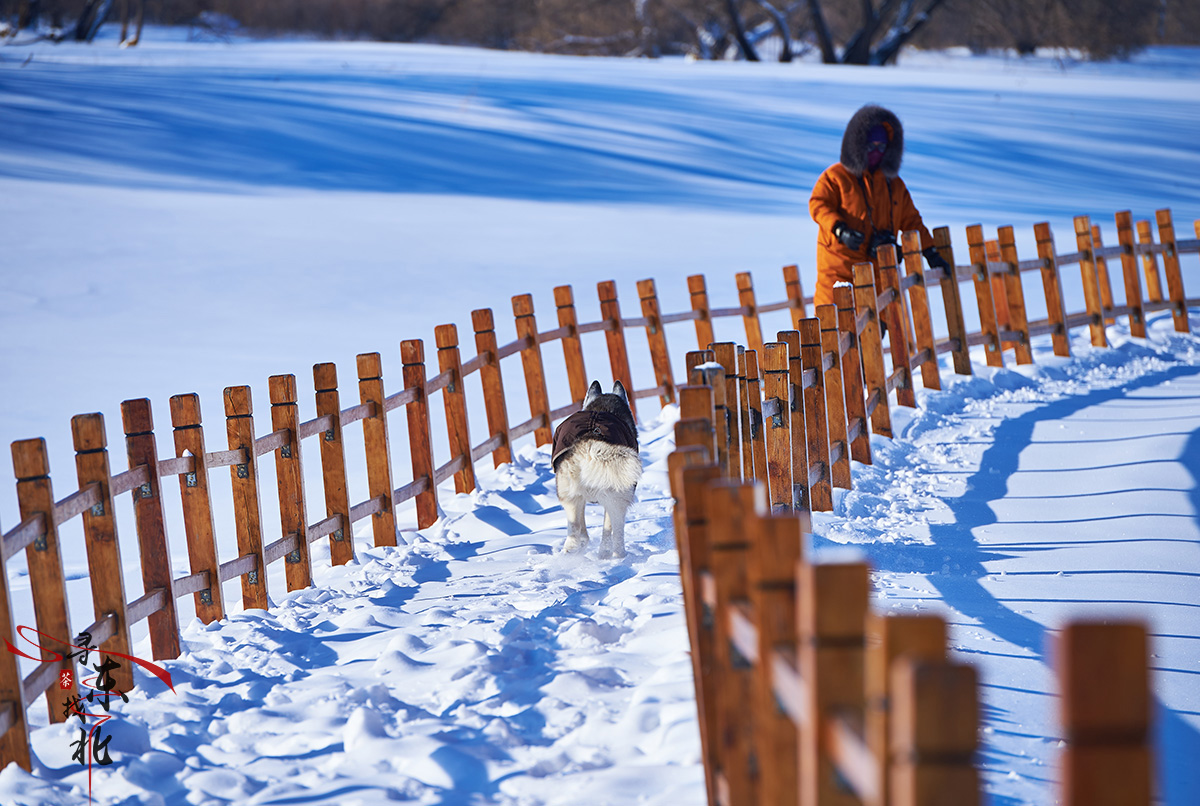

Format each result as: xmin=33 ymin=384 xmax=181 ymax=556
xmin=583 ymin=381 xmax=602 ymax=409
xmin=613 ymin=380 xmax=629 ymax=404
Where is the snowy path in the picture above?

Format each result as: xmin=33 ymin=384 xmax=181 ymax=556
xmin=2 ymin=418 xmax=706 ymax=806
xmin=2 ymin=321 xmax=1199 ymax=806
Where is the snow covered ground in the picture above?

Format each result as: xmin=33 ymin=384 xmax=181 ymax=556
xmin=1 ymin=25 xmax=1199 ymax=805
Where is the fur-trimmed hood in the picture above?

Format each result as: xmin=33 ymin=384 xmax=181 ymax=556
xmin=839 ymin=104 xmax=904 ymax=178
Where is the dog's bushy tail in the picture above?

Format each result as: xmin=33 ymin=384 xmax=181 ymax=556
xmin=569 ymin=441 xmax=642 ymax=492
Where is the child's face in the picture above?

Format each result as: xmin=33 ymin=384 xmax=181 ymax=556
xmin=867 ymin=139 xmax=886 ymax=170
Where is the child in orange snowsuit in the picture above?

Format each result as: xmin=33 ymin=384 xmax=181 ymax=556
xmin=809 ymin=104 xmax=949 ymax=307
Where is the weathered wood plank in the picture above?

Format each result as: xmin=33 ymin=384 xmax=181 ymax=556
xmin=401 ymin=340 xmax=439 ymax=530
xmin=313 ymin=364 xmax=355 ymax=566
xmin=11 ymin=438 xmax=77 ymax=721
xmin=72 ymin=413 xmax=136 ymax=695
xmin=268 ymin=376 xmax=313 ymax=591
xmin=357 ymin=353 xmax=398 ymax=546
xmin=638 ymin=278 xmax=676 ymax=407
xmin=120 ymin=399 xmax=182 ymax=658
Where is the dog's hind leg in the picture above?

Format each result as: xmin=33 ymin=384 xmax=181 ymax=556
xmin=597 ymin=505 xmax=627 ymax=560
xmin=561 ymin=497 xmax=589 ymax=554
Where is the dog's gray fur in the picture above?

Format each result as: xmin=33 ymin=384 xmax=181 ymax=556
xmin=554 ymin=380 xmax=642 ymax=559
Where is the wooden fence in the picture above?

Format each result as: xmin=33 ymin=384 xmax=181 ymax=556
xmin=0 ymin=207 xmax=1196 ymax=793
xmin=668 ymin=207 xmax=1196 ymax=806
xmin=669 ymin=457 xmax=1154 ymax=806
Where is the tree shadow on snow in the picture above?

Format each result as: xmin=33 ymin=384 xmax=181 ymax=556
xmin=3 ymin=66 xmax=819 ymax=213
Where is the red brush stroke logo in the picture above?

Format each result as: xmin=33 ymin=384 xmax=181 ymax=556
xmin=7 ymin=625 xmax=176 ymax=803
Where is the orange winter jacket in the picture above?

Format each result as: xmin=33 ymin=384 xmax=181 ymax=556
xmin=809 ymin=162 xmax=933 ymax=307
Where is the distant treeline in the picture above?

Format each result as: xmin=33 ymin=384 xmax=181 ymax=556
xmin=4 ymin=0 xmax=1198 ymax=60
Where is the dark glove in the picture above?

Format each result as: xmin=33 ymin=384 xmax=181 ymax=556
xmin=833 ymin=221 xmax=864 ymax=251
xmin=923 ymin=246 xmax=950 ymax=272
xmin=868 ymin=229 xmax=897 ymax=256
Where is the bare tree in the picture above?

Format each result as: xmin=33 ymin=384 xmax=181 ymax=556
xmin=71 ymin=0 xmax=143 ymax=43
xmin=806 ymin=0 xmax=948 ymax=64
xmin=693 ymin=0 xmax=809 ymax=60
xmin=9 ymin=0 xmax=67 ymax=35
xmin=723 ymin=0 xmax=803 ymax=60
xmin=119 ymin=0 xmax=144 ymax=45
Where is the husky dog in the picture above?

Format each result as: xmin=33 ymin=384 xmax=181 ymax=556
xmin=551 ymin=380 xmax=642 ymax=559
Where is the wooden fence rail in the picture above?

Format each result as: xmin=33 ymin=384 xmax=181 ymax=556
xmin=0 ymin=208 xmax=1195 ymax=792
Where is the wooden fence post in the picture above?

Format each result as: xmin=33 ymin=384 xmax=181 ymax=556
xmin=598 ymin=281 xmax=635 ymax=405
xmin=678 ymin=385 xmax=716 ymax=459
xmin=269 ymin=375 xmax=314 ymax=591
xmin=1034 ymin=223 xmax=1072 ymax=358
xmin=853 ymin=264 xmax=893 ymax=439
xmin=0 ymin=533 xmax=31 ymax=770
xmin=72 ymin=413 xmax=136 ymax=696
xmin=686 ymin=349 xmax=715 ymax=382
xmin=691 ymin=362 xmax=730 ymax=477
xmin=400 ymin=340 xmax=439 ymax=529
xmin=471 ymin=310 xmax=513 ymax=468
xmin=1114 ymin=211 xmax=1147 ymax=339
xmin=901 ymin=231 xmax=942 ymax=390
xmin=711 ymin=343 xmax=742 ymax=480
xmin=1091 ymin=222 xmax=1116 ymax=324
xmin=997 ymin=225 xmax=1034 ymax=364
xmin=512 ymin=295 xmax=553 ymax=446
xmin=11 ymin=438 xmax=77 ymax=718
xmin=866 ymin=613 xmax=947 ymax=806
xmin=313 ymin=364 xmax=354 ymax=566
xmin=169 ymin=395 xmax=226 ymax=621
xmin=817 ymin=305 xmax=851 ymax=491
xmin=736 ymin=272 xmax=765 ymax=354
xmin=689 ymin=274 xmax=716 ymax=351
xmin=878 ymin=247 xmax=916 ymax=408
xmin=670 ymin=460 xmax=723 ymax=806
xmin=675 ymin=418 xmax=716 ymax=455
xmin=745 ymin=349 xmax=768 ymax=491
xmin=883 ymin=257 xmax=916 ymax=410
xmin=799 ymin=560 xmax=869 ymax=806
xmin=223 ymin=386 xmax=270 ymax=611
xmin=357 ymin=353 xmax=398 ymax=546
xmin=751 ymin=511 xmax=804 ymax=802
xmin=707 ymin=481 xmax=762 ymax=806
xmin=121 ymin=399 xmax=182 ymax=657
xmin=933 ymin=227 xmax=972 ymax=375
xmin=986 ymin=239 xmax=1013 ymax=349
xmin=800 ymin=319 xmax=832 ymax=512
xmin=1057 ymin=621 xmax=1151 ymax=806
xmin=833 ymin=284 xmax=871 ymax=465
xmin=638 ymin=278 xmax=676 ymax=406
xmin=1135 ymin=219 xmax=1165 ymax=304
xmin=967 ymin=225 xmax=1005 ymax=367
xmin=1156 ymin=208 xmax=1190 ymax=333
xmin=890 ymin=658 xmax=980 ymax=806
xmin=778 ymin=330 xmax=810 ymax=511
xmin=435 ymin=325 xmax=476 ymax=494
xmin=1074 ymin=215 xmax=1109 ymax=348
xmin=762 ymin=342 xmax=793 ymax=513
xmin=737 ymin=346 xmax=755 ymax=481
xmin=784 ymin=264 xmax=808 ymax=329
xmin=553 ymin=286 xmax=589 ymax=406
